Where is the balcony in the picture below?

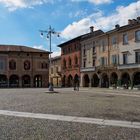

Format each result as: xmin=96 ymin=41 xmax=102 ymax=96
xmin=117 ymin=63 xmax=140 ymax=69
xmin=80 ymin=67 xmax=95 ymax=72
xmin=96 ymin=65 xmax=117 ymax=70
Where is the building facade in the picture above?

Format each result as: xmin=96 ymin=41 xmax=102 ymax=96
xmin=49 ymin=56 xmax=62 ymax=87
xmin=0 ymin=45 xmax=49 ymax=88
xmin=58 ymin=37 xmax=81 ymax=87
xmin=80 ymin=29 xmax=104 ymax=87
xmin=80 ymin=18 xmax=140 ymax=89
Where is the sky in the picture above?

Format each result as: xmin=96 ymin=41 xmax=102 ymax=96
xmin=0 ymin=0 xmax=140 ymax=57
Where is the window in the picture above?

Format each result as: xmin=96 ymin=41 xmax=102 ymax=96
xmin=51 ymin=68 xmax=53 ymax=74
xmin=63 ymin=59 xmax=66 ymax=68
xmin=92 ymin=59 xmax=96 ymax=66
xmin=9 ymin=60 xmax=16 ymax=70
xmin=123 ymin=54 xmax=128 ymax=64
xmin=56 ymin=67 xmax=58 ymax=73
xmin=135 ymin=30 xmax=140 ymax=41
xmin=136 ymin=52 xmax=140 ymax=63
xmin=83 ymin=59 xmax=86 ymax=67
xmin=83 ymin=47 xmax=86 ymax=56
xmin=41 ymin=62 xmax=48 ymax=69
xmin=112 ymin=36 xmax=117 ymax=45
xmin=74 ymin=56 xmax=78 ymax=65
xmin=0 ymin=60 xmax=5 ymax=70
xmin=68 ymin=57 xmax=72 ymax=67
xmin=100 ymin=40 xmax=106 ymax=52
xmin=24 ymin=60 xmax=30 ymax=70
xmin=75 ymin=44 xmax=79 ymax=51
xmin=100 ymin=57 xmax=107 ymax=66
xmin=93 ymin=46 xmax=96 ymax=54
xmin=123 ymin=33 xmax=128 ymax=44
xmin=111 ymin=55 xmax=117 ymax=64
xmin=63 ymin=48 xmax=65 ymax=54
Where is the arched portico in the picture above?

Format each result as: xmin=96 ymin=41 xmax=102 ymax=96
xmin=133 ymin=72 xmax=140 ymax=86
xmin=83 ymin=74 xmax=90 ymax=87
xmin=110 ymin=72 xmax=118 ymax=87
xmin=67 ymin=75 xmax=73 ymax=87
xmin=92 ymin=74 xmax=99 ymax=87
xmin=121 ymin=72 xmax=130 ymax=88
xmin=9 ymin=75 xmax=19 ymax=87
xmin=101 ymin=73 xmax=109 ymax=88
xmin=0 ymin=75 xmax=8 ymax=87
xmin=22 ymin=75 xmax=31 ymax=87
xmin=34 ymin=75 xmax=42 ymax=87
xmin=62 ymin=75 xmax=66 ymax=87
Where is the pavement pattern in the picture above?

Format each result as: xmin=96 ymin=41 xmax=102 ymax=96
xmin=0 ymin=110 xmax=140 ymax=129
xmin=0 ymin=88 xmax=139 ymax=139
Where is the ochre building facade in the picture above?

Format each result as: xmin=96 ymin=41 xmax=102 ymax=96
xmin=0 ymin=45 xmax=49 ymax=88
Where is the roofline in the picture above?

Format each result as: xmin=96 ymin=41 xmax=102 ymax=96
xmin=0 ymin=44 xmax=50 ymax=54
xmin=58 ymin=35 xmax=83 ymax=48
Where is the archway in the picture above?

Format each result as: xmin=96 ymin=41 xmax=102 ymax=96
xmin=34 ymin=75 xmax=42 ymax=87
xmin=101 ymin=73 xmax=109 ymax=88
xmin=22 ymin=75 xmax=31 ymax=87
xmin=9 ymin=75 xmax=19 ymax=87
xmin=0 ymin=75 xmax=8 ymax=87
xmin=67 ymin=75 xmax=73 ymax=87
xmin=133 ymin=72 xmax=140 ymax=86
xmin=121 ymin=73 xmax=130 ymax=87
xmin=83 ymin=74 xmax=90 ymax=87
xmin=110 ymin=72 xmax=118 ymax=86
xmin=92 ymin=74 xmax=99 ymax=87
xmin=62 ymin=75 xmax=66 ymax=87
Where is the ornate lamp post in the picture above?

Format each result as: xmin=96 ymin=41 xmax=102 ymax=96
xmin=40 ymin=26 xmax=60 ymax=91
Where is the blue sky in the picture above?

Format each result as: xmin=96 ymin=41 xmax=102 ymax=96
xmin=0 ymin=0 xmax=140 ymax=57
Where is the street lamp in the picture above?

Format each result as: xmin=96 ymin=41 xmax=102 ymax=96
xmin=40 ymin=25 xmax=60 ymax=91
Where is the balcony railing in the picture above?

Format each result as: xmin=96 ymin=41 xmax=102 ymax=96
xmin=80 ymin=67 xmax=95 ymax=72
xmin=117 ymin=63 xmax=140 ymax=69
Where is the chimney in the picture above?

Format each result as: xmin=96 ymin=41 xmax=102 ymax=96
xmin=128 ymin=19 xmax=132 ymax=25
xmin=137 ymin=17 xmax=140 ymax=22
xmin=90 ymin=26 xmax=94 ymax=33
xmin=115 ymin=24 xmax=120 ymax=29
xmin=132 ymin=19 xmax=137 ymax=24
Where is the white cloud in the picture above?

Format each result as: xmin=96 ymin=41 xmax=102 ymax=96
xmin=0 ymin=0 xmax=52 ymax=11
xmin=62 ymin=1 xmax=140 ymax=39
xmin=51 ymin=51 xmax=61 ymax=58
xmin=33 ymin=45 xmax=46 ymax=50
xmin=33 ymin=45 xmax=61 ymax=58
xmin=71 ymin=0 xmax=113 ymax=5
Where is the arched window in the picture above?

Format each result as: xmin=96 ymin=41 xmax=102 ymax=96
xmin=68 ymin=57 xmax=72 ymax=67
xmin=9 ymin=60 xmax=16 ymax=70
xmin=74 ymin=56 xmax=78 ymax=65
xmin=24 ymin=60 xmax=30 ymax=70
xmin=41 ymin=62 xmax=48 ymax=69
xmin=63 ymin=59 xmax=66 ymax=68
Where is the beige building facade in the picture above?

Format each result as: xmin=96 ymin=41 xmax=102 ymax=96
xmin=80 ymin=18 xmax=140 ymax=89
xmin=49 ymin=56 xmax=62 ymax=87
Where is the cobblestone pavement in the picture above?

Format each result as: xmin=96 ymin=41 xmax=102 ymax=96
xmin=0 ymin=116 xmax=140 ymax=140
xmin=0 ymin=88 xmax=139 ymax=139
xmin=0 ymin=88 xmax=140 ymax=121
